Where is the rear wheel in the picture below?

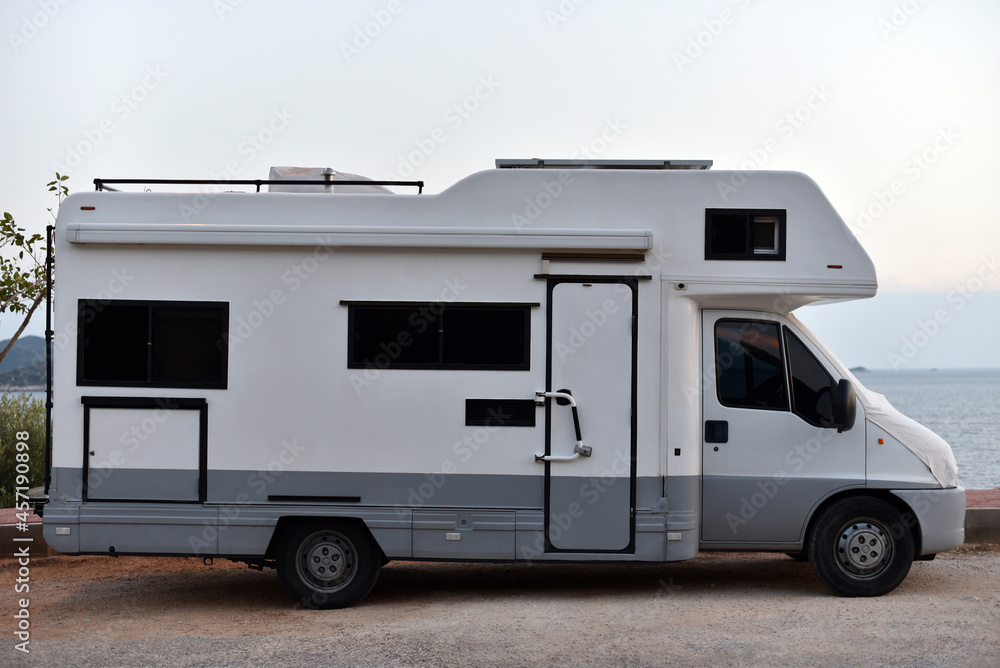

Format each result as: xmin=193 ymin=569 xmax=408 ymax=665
xmin=807 ymin=497 xmax=914 ymax=597
xmin=277 ymin=521 xmax=381 ymax=609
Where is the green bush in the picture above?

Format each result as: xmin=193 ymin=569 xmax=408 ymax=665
xmin=0 ymin=392 xmax=46 ymax=508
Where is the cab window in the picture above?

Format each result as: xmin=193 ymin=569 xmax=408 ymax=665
xmin=714 ymin=320 xmax=788 ymax=410
xmin=784 ymin=328 xmax=835 ymax=427
xmin=714 ymin=319 xmax=837 ymax=426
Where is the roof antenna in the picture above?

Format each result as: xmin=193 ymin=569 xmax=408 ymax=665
xmin=322 ymin=167 xmax=336 ymax=193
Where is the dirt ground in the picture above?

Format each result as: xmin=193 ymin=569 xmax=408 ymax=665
xmin=3 ymin=545 xmax=999 ymax=667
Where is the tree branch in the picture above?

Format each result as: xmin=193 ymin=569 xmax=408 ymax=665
xmin=0 ymin=290 xmax=44 ymax=367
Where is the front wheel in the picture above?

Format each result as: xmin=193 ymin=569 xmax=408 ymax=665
xmin=277 ymin=520 xmax=381 ymax=609
xmin=807 ymin=497 xmax=914 ymax=597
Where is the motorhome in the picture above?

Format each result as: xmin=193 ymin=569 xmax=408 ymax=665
xmin=38 ymin=160 xmax=965 ymax=608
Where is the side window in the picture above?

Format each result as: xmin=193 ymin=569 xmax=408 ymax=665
xmin=714 ymin=320 xmax=788 ymax=410
xmin=705 ymin=209 xmax=786 ymax=261
xmin=347 ymin=303 xmax=531 ymax=370
xmin=784 ymin=328 xmax=835 ymax=427
xmin=78 ymin=300 xmax=229 ymax=388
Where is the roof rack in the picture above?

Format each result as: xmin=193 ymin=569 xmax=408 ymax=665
xmin=93 ymin=178 xmax=424 ymax=193
xmin=495 ymin=159 xmax=712 ymax=170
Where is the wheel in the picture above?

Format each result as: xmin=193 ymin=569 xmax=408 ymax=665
xmin=276 ymin=520 xmax=381 ymax=609
xmin=807 ymin=497 xmax=914 ymax=597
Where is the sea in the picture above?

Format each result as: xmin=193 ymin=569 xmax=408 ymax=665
xmin=16 ymin=369 xmax=1000 ymax=489
xmin=853 ymin=368 xmax=1000 ymax=490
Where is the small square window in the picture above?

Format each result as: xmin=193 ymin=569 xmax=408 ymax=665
xmin=705 ymin=209 xmax=786 ymax=261
xmin=752 ymin=216 xmax=779 ymax=255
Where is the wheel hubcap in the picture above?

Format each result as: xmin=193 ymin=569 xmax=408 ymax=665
xmin=836 ymin=519 xmax=892 ymax=578
xmin=298 ymin=532 xmax=356 ymax=592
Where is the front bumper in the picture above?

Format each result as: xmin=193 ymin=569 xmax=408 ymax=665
xmin=891 ymin=487 xmax=966 ymax=555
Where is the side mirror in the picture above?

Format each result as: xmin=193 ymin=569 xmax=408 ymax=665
xmin=833 ymin=378 xmax=856 ymax=433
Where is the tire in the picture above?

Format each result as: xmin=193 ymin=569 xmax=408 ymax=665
xmin=276 ymin=520 xmax=381 ymax=609
xmin=807 ymin=497 xmax=914 ymax=597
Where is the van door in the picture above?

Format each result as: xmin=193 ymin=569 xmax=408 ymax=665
xmin=700 ymin=311 xmax=865 ymax=544
xmin=543 ymin=278 xmax=636 ymax=552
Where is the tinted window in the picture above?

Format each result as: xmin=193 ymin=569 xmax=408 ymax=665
xmin=715 ymin=320 xmax=788 ymax=410
xmin=709 ymin=214 xmax=748 ymax=256
xmin=81 ymin=304 xmax=148 ymax=383
xmin=705 ymin=209 xmax=786 ymax=261
xmin=79 ymin=301 xmax=228 ymax=388
xmin=349 ymin=304 xmax=530 ymax=370
xmin=784 ymin=328 xmax=835 ymax=426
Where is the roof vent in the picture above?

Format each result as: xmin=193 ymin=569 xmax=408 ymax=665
xmin=267 ymin=166 xmax=393 ymax=193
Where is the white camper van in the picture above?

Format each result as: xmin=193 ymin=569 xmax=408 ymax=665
xmin=38 ymin=160 xmax=965 ymax=608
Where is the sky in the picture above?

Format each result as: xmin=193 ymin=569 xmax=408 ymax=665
xmin=1 ymin=0 xmax=998 ymax=368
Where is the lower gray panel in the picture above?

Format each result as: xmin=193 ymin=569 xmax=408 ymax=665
xmin=87 ymin=468 xmax=198 ymax=502
xmin=53 ymin=467 xmax=665 ymax=510
xmin=701 ymin=476 xmax=864 ymax=543
xmin=549 ymin=475 xmax=631 ymax=551
xmin=665 ymin=474 xmax=700 ymax=561
xmin=78 ymin=505 xmax=219 ymax=554
xmin=46 ymin=468 xmax=683 ymax=562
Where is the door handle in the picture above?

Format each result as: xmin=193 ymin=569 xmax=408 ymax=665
xmin=535 ymin=390 xmax=593 ymax=462
xmin=705 ymin=420 xmax=728 ymax=444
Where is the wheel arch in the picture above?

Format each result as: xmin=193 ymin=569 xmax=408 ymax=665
xmin=803 ymin=489 xmax=923 ymax=555
xmin=265 ymin=515 xmax=387 ymax=562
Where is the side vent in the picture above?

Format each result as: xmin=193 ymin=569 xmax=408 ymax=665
xmin=465 ymin=399 xmax=537 ymax=427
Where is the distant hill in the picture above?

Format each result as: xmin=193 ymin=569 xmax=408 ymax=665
xmin=0 ymin=335 xmax=47 ymax=389
xmin=0 ymin=361 xmax=45 ymax=388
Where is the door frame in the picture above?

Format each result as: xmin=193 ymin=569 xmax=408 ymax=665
xmin=81 ymin=395 xmax=208 ymax=503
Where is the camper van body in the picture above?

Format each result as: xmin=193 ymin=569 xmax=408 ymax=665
xmin=41 ymin=161 xmax=965 ymax=607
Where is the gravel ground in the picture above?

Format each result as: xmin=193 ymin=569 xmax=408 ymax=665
xmin=3 ymin=545 xmax=999 ymax=667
